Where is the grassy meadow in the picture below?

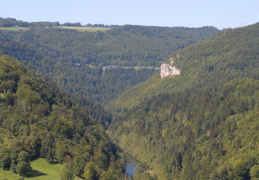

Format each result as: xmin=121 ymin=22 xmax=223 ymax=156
xmin=0 ymin=158 xmax=83 ymax=180
xmin=0 ymin=26 xmax=110 ymax=32
xmin=0 ymin=27 xmax=29 ymax=31
xmin=0 ymin=169 xmax=23 ymax=180
xmin=61 ymin=26 xmax=111 ymax=32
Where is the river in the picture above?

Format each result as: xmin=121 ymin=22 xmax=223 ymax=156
xmin=125 ymin=154 xmax=138 ymax=179
xmin=126 ymin=162 xmax=137 ymax=179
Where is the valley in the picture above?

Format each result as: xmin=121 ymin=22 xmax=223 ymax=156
xmin=0 ymin=17 xmax=258 ymax=180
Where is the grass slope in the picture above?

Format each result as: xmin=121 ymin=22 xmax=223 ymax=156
xmin=0 ymin=26 xmax=109 ymax=32
xmin=0 ymin=158 xmax=83 ymax=180
xmin=0 ymin=27 xmax=29 ymax=31
xmin=0 ymin=169 xmax=23 ymax=180
xmin=29 ymin=158 xmax=82 ymax=180
xmin=61 ymin=26 xmax=111 ymax=32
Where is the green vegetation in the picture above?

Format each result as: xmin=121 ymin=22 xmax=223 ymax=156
xmin=0 ymin=133 xmax=9 ymax=145
xmin=1 ymin=17 xmax=258 ymax=180
xmin=0 ymin=27 xmax=29 ymax=31
xmin=0 ymin=53 xmax=125 ymax=179
xmin=0 ymin=17 xmax=30 ymax=27
xmin=61 ymin=26 xmax=111 ymax=32
xmin=0 ymin=158 xmax=83 ymax=180
xmin=0 ymin=22 xmax=219 ymax=106
xmin=0 ymin=21 xmax=219 ymax=129
xmin=108 ymin=23 xmax=259 ymax=179
xmin=109 ymin=23 xmax=259 ymax=112
xmin=0 ymin=168 xmax=23 ymax=179
xmin=30 ymin=158 xmax=82 ymax=180
xmin=30 ymin=158 xmax=63 ymax=180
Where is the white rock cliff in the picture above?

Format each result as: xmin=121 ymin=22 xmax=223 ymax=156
xmin=160 ymin=61 xmax=181 ymax=79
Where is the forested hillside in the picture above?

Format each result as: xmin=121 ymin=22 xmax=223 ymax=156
xmin=2 ymin=17 xmax=258 ymax=180
xmin=0 ymin=53 xmax=125 ymax=179
xmin=108 ymin=23 xmax=259 ymax=179
xmin=0 ymin=21 xmax=220 ymax=105
xmin=0 ymin=24 xmax=219 ymax=67
xmin=109 ymin=23 xmax=259 ymax=112
xmin=0 ymin=38 xmax=114 ymax=127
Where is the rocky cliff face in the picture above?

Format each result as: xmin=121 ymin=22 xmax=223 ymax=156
xmin=160 ymin=60 xmax=180 ymax=79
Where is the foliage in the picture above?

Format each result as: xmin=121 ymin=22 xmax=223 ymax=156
xmin=0 ymin=54 xmax=125 ymax=178
xmin=108 ymin=23 xmax=259 ymax=179
xmin=0 ymin=22 xmax=219 ymax=105
xmin=109 ymin=23 xmax=259 ymax=112
xmin=16 ymin=160 xmax=31 ymax=177
xmin=83 ymin=162 xmax=98 ymax=180
xmin=0 ymin=17 xmax=30 ymax=27
xmin=1 ymin=17 xmax=258 ymax=180
xmin=250 ymin=165 xmax=259 ymax=179
xmin=0 ymin=19 xmax=219 ymax=131
xmin=61 ymin=163 xmax=74 ymax=180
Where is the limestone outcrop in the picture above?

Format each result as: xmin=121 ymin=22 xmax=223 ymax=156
xmin=160 ymin=60 xmax=180 ymax=79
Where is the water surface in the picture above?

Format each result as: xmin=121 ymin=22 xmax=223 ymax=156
xmin=125 ymin=154 xmax=138 ymax=179
xmin=126 ymin=162 xmax=137 ymax=179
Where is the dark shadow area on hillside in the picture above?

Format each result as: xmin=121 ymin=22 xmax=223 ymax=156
xmin=48 ymin=160 xmax=59 ymax=165
xmin=26 ymin=170 xmax=47 ymax=178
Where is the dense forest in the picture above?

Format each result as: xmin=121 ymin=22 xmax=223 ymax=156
xmin=108 ymin=23 xmax=259 ymax=179
xmin=109 ymin=23 xmax=259 ymax=112
xmin=1 ymin=17 xmax=258 ymax=180
xmin=0 ymin=25 xmax=219 ymax=67
xmin=0 ymin=53 xmax=125 ymax=179
xmin=0 ymin=17 xmax=118 ymax=28
xmin=0 ymin=20 xmax=220 ymax=105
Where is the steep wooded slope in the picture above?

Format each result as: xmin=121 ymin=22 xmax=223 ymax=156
xmin=0 ymin=25 xmax=219 ymax=67
xmin=109 ymin=23 xmax=259 ymax=112
xmin=0 ymin=24 xmax=219 ymax=105
xmin=0 ymin=53 xmax=124 ymax=179
xmin=108 ymin=23 xmax=259 ymax=179
xmin=0 ymin=38 xmax=114 ymax=127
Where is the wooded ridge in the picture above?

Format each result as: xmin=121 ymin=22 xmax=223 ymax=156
xmin=108 ymin=23 xmax=259 ymax=179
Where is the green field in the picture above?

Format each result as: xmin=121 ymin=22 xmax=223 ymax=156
xmin=61 ymin=26 xmax=111 ymax=32
xmin=0 ymin=158 xmax=82 ymax=180
xmin=0 ymin=27 xmax=29 ymax=31
xmin=0 ymin=169 xmax=23 ymax=180
xmin=0 ymin=26 xmax=110 ymax=32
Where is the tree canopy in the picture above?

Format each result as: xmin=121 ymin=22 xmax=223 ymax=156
xmin=0 ymin=53 xmax=124 ymax=179
xmin=108 ymin=23 xmax=259 ymax=179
